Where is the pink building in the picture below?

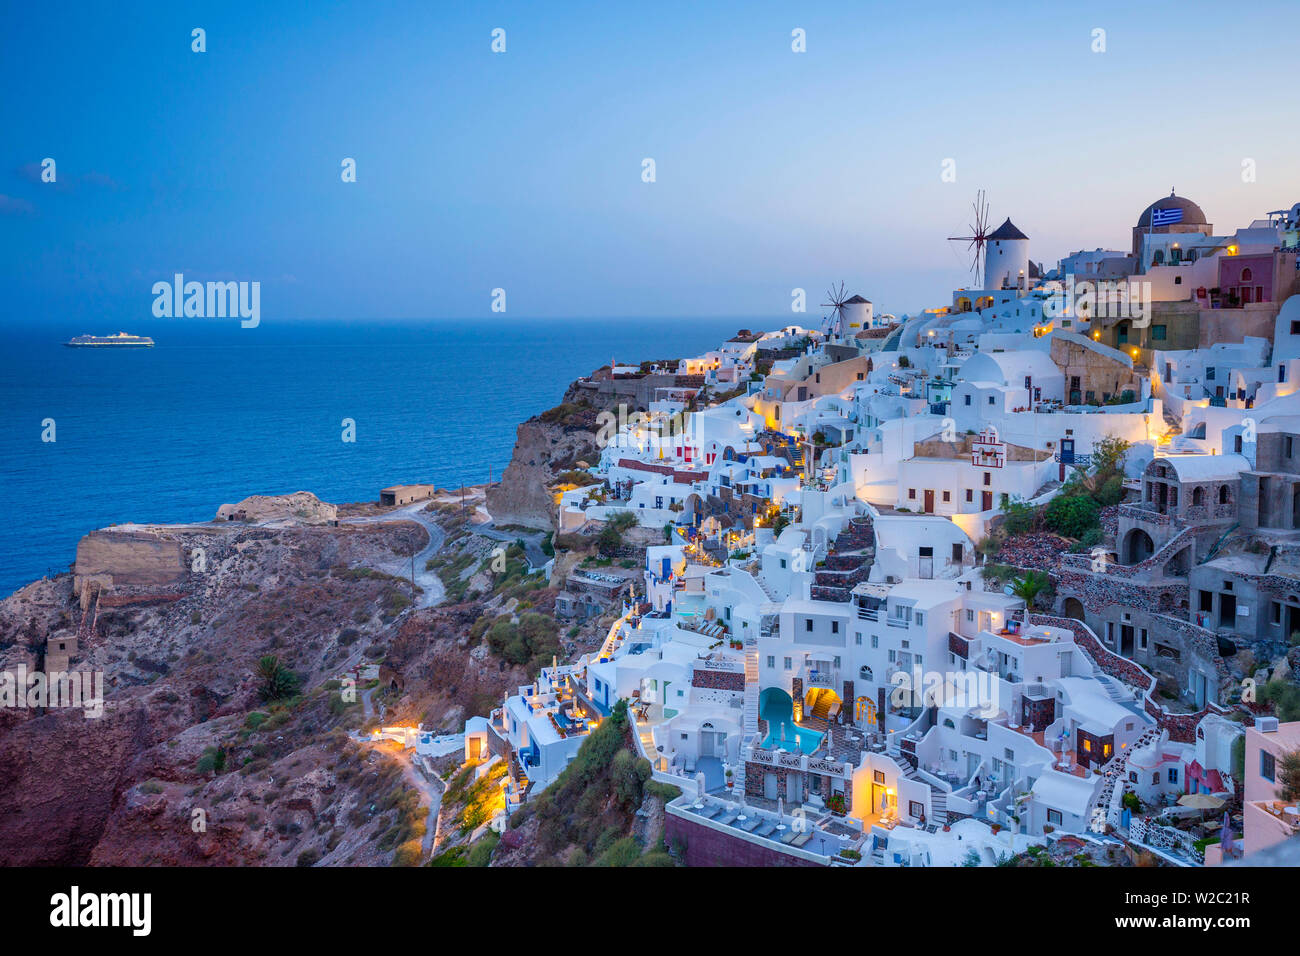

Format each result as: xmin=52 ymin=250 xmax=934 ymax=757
xmin=1242 ymin=717 xmax=1300 ymax=859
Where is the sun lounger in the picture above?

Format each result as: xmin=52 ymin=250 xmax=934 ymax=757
xmin=697 ymin=803 xmax=724 ymax=820
xmin=738 ymin=817 xmax=762 ymax=832
xmin=789 ymin=831 xmax=813 ymax=848
xmin=753 ymin=822 xmax=777 ymax=838
xmin=779 ymin=829 xmax=800 ymax=844
xmin=716 ymin=811 xmax=739 ymax=826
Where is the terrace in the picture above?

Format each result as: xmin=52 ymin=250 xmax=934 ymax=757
xmin=668 ymin=791 xmax=865 ymax=864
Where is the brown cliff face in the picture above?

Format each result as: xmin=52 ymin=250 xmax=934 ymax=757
xmin=485 ymin=406 xmax=602 ymax=531
xmin=0 ymin=519 xmax=450 ymax=866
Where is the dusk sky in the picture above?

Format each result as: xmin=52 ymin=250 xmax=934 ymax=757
xmin=4 ymin=0 xmax=1298 ymax=322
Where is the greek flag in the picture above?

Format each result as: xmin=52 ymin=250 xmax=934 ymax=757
xmin=1151 ymin=206 xmax=1183 ymax=227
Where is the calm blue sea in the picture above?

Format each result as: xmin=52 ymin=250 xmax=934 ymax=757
xmin=0 ymin=317 xmax=752 ymax=596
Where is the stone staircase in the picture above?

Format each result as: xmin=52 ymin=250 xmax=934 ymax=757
xmin=809 ymin=517 xmax=876 ymax=603
xmin=735 ymin=650 xmax=761 ymax=796
xmin=1089 ymin=725 xmax=1161 ymax=830
xmin=742 ymin=651 xmax=760 ymax=734
xmin=1095 ymin=675 xmax=1132 ymax=702
xmin=809 ymin=694 xmax=834 ymax=723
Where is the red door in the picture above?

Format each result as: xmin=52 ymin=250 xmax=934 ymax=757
xmin=981 ymin=491 xmax=993 ymax=511
xmin=923 ymin=490 xmax=935 ymax=514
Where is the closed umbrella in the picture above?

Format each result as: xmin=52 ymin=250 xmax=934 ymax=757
xmin=1219 ymin=811 xmax=1235 ymax=857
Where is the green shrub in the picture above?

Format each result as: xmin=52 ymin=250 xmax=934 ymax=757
xmin=1044 ymin=494 xmax=1101 ymax=539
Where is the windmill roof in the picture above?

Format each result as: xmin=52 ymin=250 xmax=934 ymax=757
xmin=988 ymin=218 xmax=1028 ymax=241
xmin=844 ymin=295 xmax=871 ymax=304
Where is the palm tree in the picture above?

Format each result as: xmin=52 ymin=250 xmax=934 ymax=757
xmin=256 ymin=655 xmax=299 ymax=702
xmin=1010 ymin=571 xmax=1050 ymax=610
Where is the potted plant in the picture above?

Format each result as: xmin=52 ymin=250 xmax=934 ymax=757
xmin=725 ymin=769 xmax=734 ymax=789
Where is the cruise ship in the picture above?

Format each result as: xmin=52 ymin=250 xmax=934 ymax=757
xmin=64 ymin=332 xmax=155 ymax=348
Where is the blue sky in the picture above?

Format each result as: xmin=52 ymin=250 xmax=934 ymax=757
xmin=3 ymin=0 xmax=1297 ymax=322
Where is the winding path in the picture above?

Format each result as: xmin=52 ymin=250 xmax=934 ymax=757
xmin=342 ymin=502 xmax=447 ymax=608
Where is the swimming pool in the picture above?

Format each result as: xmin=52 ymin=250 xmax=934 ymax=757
xmin=758 ymin=686 xmax=824 ymax=754
xmin=761 ymin=723 xmax=824 ymax=754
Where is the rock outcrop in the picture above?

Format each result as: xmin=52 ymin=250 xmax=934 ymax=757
xmin=216 ymin=491 xmax=338 ymax=525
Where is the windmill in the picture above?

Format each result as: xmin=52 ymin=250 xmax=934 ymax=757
xmin=821 ymin=282 xmax=850 ymax=340
xmin=948 ymin=189 xmax=992 ymax=288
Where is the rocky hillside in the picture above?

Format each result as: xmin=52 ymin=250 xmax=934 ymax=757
xmin=0 ymin=505 xmax=521 ymax=866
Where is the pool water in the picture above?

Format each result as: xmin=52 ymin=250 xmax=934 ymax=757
xmin=762 ymin=722 xmax=824 ymax=754
xmin=758 ymin=686 xmax=825 ymax=754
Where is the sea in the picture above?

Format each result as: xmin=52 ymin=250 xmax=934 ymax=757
xmin=0 ymin=317 xmax=755 ymax=597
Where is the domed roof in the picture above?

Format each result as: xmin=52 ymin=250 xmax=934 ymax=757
xmin=988 ymin=218 xmax=1028 ymax=241
xmin=1137 ymin=190 xmax=1207 ymax=228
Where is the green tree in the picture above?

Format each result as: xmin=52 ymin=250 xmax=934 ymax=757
xmin=1044 ymin=494 xmax=1101 ymax=538
xmin=1259 ymin=679 xmax=1300 ymax=722
xmin=1001 ymin=497 xmax=1038 ymax=535
xmin=1277 ymin=750 xmax=1300 ymax=803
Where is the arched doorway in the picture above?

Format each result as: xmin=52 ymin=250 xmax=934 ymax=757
xmin=1124 ymin=528 xmax=1154 ymax=565
xmin=1063 ymin=597 xmax=1085 ymax=621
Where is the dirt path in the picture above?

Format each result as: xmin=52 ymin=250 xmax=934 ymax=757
xmin=341 ymin=502 xmax=447 ymax=608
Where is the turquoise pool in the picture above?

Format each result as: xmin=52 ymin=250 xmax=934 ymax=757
xmin=758 ymin=686 xmax=824 ymax=754
xmin=761 ymin=722 xmax=824 ymax=754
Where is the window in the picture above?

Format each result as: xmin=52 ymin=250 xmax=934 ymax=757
xmin=1288 ymin=436 xmax=1295 ymax=458
xmin=953 ymin=543 xmax=963 ymax=563
xmin=915 ymin=612 xmax=924 ymax=626
xmin=871 ymin=635 xmax=879 ymax=649
xmin=1152 ymin=772 xmax=1159 ymax=785
xmin=909 ymin=801 xmax=925 ymax=819
xmin=805 ymin=618 xmax=813 ymax=632
xmin=1151 ymin=324 xmax=1167 ymax=340
xmin=942 ymin=490 xmax=951 ymax=502
xmin=908 ymin=488 xmax=916 ymax=500
xmin=1242 ymin=267 xmax=1254 ymax=282
xmin=1261 ymin=750 xmax=1276 ymax=782
xmin=1168 ymin=768 xmax=1179 ymax=784
xmin=855 ymin=633 xmax=862 ymax=645
xmin=966 ymin=609 xmax=974 ymax=622
xmin=965 ymin=489 xmax=973 ymax=502
xmin=766 ymin=655 xmax=775 ymax=669
xmin=780 ymin=558 xmax=787 ymax=569
xmin=988 ymin=396 xmax=995 ymax=405
xmin=964 ymin=394 xmax=972 ymax=406
xmin=983 ymin=472 xmax=991 ymax=486
xmin=831 ymin=621 xmax=839 ymax=634
xmin=1234 ymin=435 xmax=1243 ymax=453
xmin=873 ymin=770 xmax=885 ymax=784
xmin=1174 ymin=276 xmax=1182 ymax=285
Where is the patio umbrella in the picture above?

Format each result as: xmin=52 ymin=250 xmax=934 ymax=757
xmin=825 ymin=725 xmax=834 ymax=753
xmin=1178 ymin=793 xmax=1224 ymax=810
xmin=776 ymin=797 xmax=786 ymax=830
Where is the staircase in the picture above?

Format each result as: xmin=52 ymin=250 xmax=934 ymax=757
xmin=1089 ymin=725 xmax=1161 ymax=831
xmin=809 ymin=693 xmax=834 ymax=723
xmin=930 ymin=787 xmax=948 ymax=826
xmin=1094 ymin=675 xmax=1132 ymax=702
xmin=735 ymin=650 xmax=761 ymax=797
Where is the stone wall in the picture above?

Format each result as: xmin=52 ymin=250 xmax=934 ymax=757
xmin=73 ymin=531 xmax=185 ymax=606
xmin=691 ymin=669 xmax=745 ymax=692
xmin=664 ymin=812 xmax=825 ymax=867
